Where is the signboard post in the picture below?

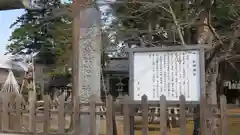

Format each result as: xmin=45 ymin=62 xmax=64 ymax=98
xmin=128 ymin=45 xmax=206 ymax=103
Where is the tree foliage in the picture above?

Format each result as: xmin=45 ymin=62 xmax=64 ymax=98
xmin=7 ymin=0 xmax=72 ymax=65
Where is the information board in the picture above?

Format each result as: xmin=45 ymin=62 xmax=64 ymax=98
xmin=133 ymin=50 xmax=201 ymax=101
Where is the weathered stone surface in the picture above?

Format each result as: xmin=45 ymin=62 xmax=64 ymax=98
xmin=78 ymin=7 xmax=101 ymax=135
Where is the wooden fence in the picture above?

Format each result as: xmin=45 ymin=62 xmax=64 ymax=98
xmin=0 ymin=93 xmax=233 ymax=135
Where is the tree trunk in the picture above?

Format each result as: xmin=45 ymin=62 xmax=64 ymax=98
xmin=205 ymin=61 xmax=219 ymax=135
xmin=196 ymin=0 xmax=218 ymax=135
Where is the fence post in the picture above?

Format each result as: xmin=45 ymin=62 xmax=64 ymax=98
xmin=90 ymin=94 xmax=96 ymax=135
xmin=15 ymin=95 xmax=22 ymax=131
xmin=8 ymin=93 xmax=16 ymax=130
xmin=43 ymin=95 xmax=50 ymax=133
xmin=29 ymin=91 xmax=36 ymax=133
xmin=160 ymin=95 xmax=167 ymax=135
xmin=58 ymin=94 xmax=65 ymax=133
xmin=106 ymin=95 xmax=113 ymax=135
xmin=220 ymin=95 xmax=227 ymax=135
xmin=2 ymin=95 xmax=9 ymax=131
xmin=200 ymin=94 xmax=206 ymax=135
xmin=123 ymin=95 xmax=130 ymax=135
xmin=73 ymin=96 xmax=80 ymax=135
xmin=179 ymin=95 xmax=186 ymax=135
xmin=141 ymin=95 xmax=148 ymax=135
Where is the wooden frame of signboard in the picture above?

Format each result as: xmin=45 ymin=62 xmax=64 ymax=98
xmin=125 ymin=45 xmax=208 ymax=105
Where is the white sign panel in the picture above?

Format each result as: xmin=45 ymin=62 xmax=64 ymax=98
xmin=133 ymin=50 xmax=200 ymax=101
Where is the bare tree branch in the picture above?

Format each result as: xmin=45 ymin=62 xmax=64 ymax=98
xmin=167 ymin=3 xmax=186 ymax=45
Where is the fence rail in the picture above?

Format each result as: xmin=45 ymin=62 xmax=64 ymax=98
xmin=0 ymin=93 xmax=234 ymax=135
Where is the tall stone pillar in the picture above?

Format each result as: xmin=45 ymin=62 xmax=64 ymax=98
xmin=78 ymin=6 xmax=102 ymax=135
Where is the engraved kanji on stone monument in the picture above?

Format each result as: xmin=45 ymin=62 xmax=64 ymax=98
xmin=159 ymin=55 xmax=163 ymax=95
xmin=155 ymin=54 xmax=159 ymax=98
xmin=170 ymin=53 xmax=174 ymax=98
xmin=152 ymin=54 xmax=156 ymax=98
xmin=164 ymin=54 xmax=167 ymax=95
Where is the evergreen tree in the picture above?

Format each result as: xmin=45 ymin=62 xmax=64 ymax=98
xmin=7 ymin=0 xmax=72 ymax=65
